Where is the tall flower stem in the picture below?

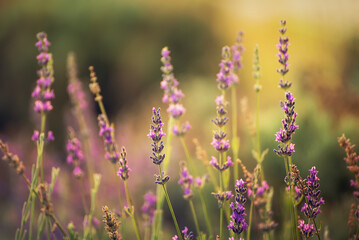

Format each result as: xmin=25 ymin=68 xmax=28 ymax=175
xmin=219 ymin=153 xmax=225 ymax=240
xmin=179 ymin=138 xmax=213 ymax=238
xmin=152 ymin=116 xmax=174 ymax=240
xmin=158 ymin=165 xmax=183 ymax=240
xmin=189 ymin=199 xmax=201 ymax=236
xmin=124 ymin=180 xmax=142 ymax=240
xmin=246 ymin=199 xmax=254 ymax=240
xmin=231 ymin=86 xmax=240 ymax=183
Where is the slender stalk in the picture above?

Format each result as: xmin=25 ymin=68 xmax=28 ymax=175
xmin=45 ymin=216 xmax=51 ymax=240
xmin=124 ymin=180 xmax=142 ymax=240
xmin=152 ymin=116 xmax=174 ymax=240
xmin=79 ymin=178 xmax=89 ymax=214
xmin=231 ymin=86 xmax=240 ymax=183
xmin=198 ymin=190 xmax=214 ymax=239
xmin=180 ymin=138 xmax=213 ymax=238
xmin=246 ymin=199 xmax=254 ymax=240
xmin=158 ymin=165 xmax=183 ymax=240
xmin=312 ymin=219 xmax=321 ymax=240
xmin=189 ymin=199 xmax=200 ymax=236
xmin=218 ymin=153 xmax=224 ymax=240
xmin=40 ymin=114 xmax=46 ymax=183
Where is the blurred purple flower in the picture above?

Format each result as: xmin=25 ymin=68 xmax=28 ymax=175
xmin=98 ymin=114 xmax=120 ymax=164
xmin=216 ymin=46 xmax=238 ymax=89
xmin=277 ymin=20 xmax=292 ymax=90
xmin=117 ymin=147 xmax=131 ymax=181
xmin=66 ymin=131 xmax=84 ymax=179
xmin=178 ymin=163 xmax=193 ymax=199
xmin=141 ymin=191 xmax=157 ymax=225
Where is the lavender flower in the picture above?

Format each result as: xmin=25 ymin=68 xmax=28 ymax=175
xmin=300 ymin=167 xmax=325 ymax=219
xmin=66 ymin=129 xmax=84 ymax=179
xmin=297 ymin=166 xmax=324 ymax=238
xmin=232 ymin=31 xmax=244 ymax=74
xmin=209 ymin=156 xmax=233 ymax=172
xmin=274 ymin=92 xmax=298 ymax=157
xmin=277 ymin=20 xmax=292 ymax=89
xmin=32 ymin=32 xmax=55 ymax=115
xmin=160 ymin=47 xmax=185 ymax=117
xmin=172 ymin=227 xmax=194 ymax=240
xmin=228 ymin=179 xmax=248 ymax=236
xmin=98 ymin=114 xmax=120 ymax=164
xmin=141 ymin=191 xmax=157 ymax=225
xmin=216 ymin=46 xmax=238 ymax=89
xmin=298 ymin=220 xmax=315 ymax=238
xmin=178 ymin=162 xmax=193 ymax=199
xmin=181 ymin=226 xmax=194 ymax=240
xmin=148 ymin=108 xmax=169 ymax=185
xmin=117 ymin=147 xmax=131 ymax=181
xmin=212 ymin=191 xmax=233 ymax=208
xmin=148 ymin=108 xmax=166 ymax=165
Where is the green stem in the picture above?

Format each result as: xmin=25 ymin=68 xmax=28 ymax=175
xmin=246 ymin=199 xmax=254 ymax=240
xmin=158 ymin=165 xmax=183 ymax=240
xmin=40 ymin=114 xmax=46 ymax=183
xmin=180 ymin=138 xmax=213 ymax=238
xmin=45 ymin=216 xmax=51 ymax=240
xmin=198 ymin=190 xmax=214 ymax=239
xmin=124 ymin=180 xmax=142 ymax=240
xmin=231 ymin=86 xmax=239 ymax=183
xmin=189 ymin=199 xmax=201 ymax=236
xmin=312 ymin=219 xmax=321 ymax=240
xmin=152 ymin=116 xmax=174 ymax=240
xmin=220 ymin=207 xmax=223 ymax=240
xmin=180 ymin=137 xmax=198 ymax=176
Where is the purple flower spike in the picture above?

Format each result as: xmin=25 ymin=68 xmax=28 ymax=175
xmin=216 ymin=46 xmax=238 ymax=90
xmin=32 ymin=130 xmax=40 ymax=141
xmin=301 ymin=166 xmax=324 ymax=219
xmin=228 ymin=178 xmax=248 ymax=236
xmin=274 ymin=91 xmax=298 ymax=157
xmin=97 ymin=114 xmax=120 ymax=164
xmin=277 ymin=20 xmax=292 ymax=89
xmin=117 ymin=147 xmax=131 ymax=181
xmin=32 ymin=32 xmax=54 ymax=115
xmin=148 ymin=108 xmax=166 ymax=166
xmin=141 ymin=191 xmax=157 ymax=225
xmin=181 ymin=226 xmax=194 ymax=240
xmin=47 ymin=131 xmax=55 ymax=141
xmin=298 ymin=220 xmax=315 ymax=238
xmin=178 ymin=163 xmax=193 ymax=199
xmin=66 ymin=130 xmax=84 ymax=179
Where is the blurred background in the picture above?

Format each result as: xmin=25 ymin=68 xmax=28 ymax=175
xmin=1 ymin=0 xmax=359 ymax=239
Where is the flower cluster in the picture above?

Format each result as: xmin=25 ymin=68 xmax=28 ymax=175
xmin=67 ymin=52 xmax=87 ymax=110
xmin=102 ymin=206 xmax=121 ymax=240
xmin=160 ymin=47 xmax=191 ymax=137
xmin=0 ymin=140 xmax=25 ymax=175
xmin=338 ymin=135 xmax=359 ymax=198
xmin=117 ymin=147 xmax=131 ymax=181
xmin=298 ymin=166 xmax=324 ymax=238
xmin=178 ymin=162 xmax=193 ymax=199
xmin=160 ymin=47 xmax=186 ymax=118
xmin=148 ymin=108 xmax=166 ymax=165
xmin=209 ymin=156 xmax=233 ymax=172
xmin=232 ymin=31 xmax=244 ymax=74
xmin=66 ymin=129 xmax=84 ymax=179
xmin=212 ymin=191 xmax=233 ymax=208
xmin=277 ymin=20 xmax=292 ymax=89
xmin=172 ymin=226 xmax=194 ymax=240
xmin=98 ymin=114 xmax=120 ymax=164
xmin=32 ymin=32 xmax=55 ymax=114
xmin=228 ymin=179 xmax=248 ymax=236
xmin=141 ymin=191 xmax=157 ymax=225
xmin=211 ymin=95 xmax=230 ymax=152
xmin=216 ymin=46 xmax=238 ymax=89
xmin=274 ymin=92 xmax=298 ymax=157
